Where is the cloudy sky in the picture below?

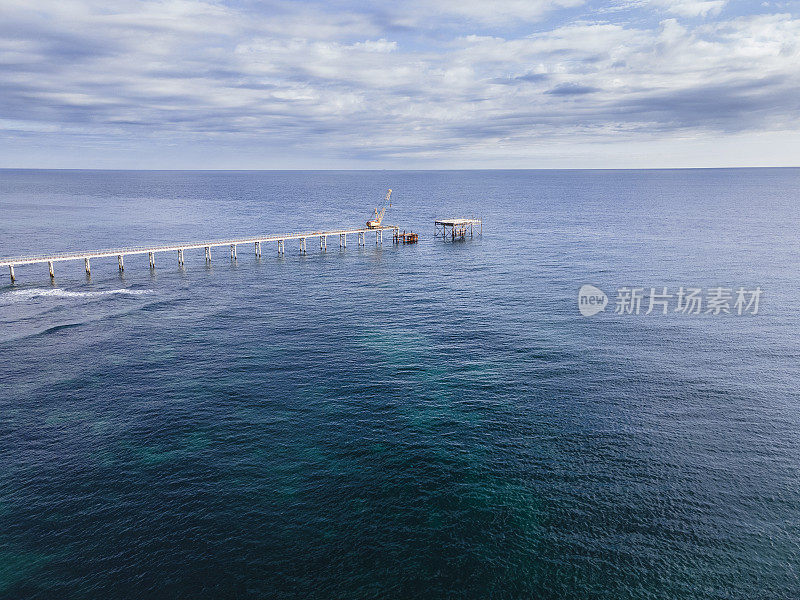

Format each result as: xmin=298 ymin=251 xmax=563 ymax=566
xmin=1 ymin=0 xmax=799 ymax=168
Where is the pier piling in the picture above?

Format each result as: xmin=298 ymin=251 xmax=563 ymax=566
xmin=0 ymin=225 xmax=399 ymax=281
xmin=434 ymin=218 xmax=482 ymax=241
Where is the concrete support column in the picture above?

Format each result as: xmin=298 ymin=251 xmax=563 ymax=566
xmin=300 ymin=238 xmax=306 ymax=254
xmin=376 ymin=230 xmax=382 ymax=245
xmin=278 ymin=240 xmax=284 ymax=254
xmin=84 ymin=258 xmax=91 ymax=274
xmin=320 ymin=236 xmax=327 ymax=250
xmin=48 ymin=261 xmax=55 ymax=278
xmin=255 ymin=241 xmax=261 ymax=257
xmin=9 ymin=265 xmax=15 ymax=282
xmin=230 ymin=244 xmax=237 ymax=260
xmin=118 ymin=255 xmax=124 ymax=271
xmin=178 ymin=249 xmax=184 ymax=265
xmin=149 ymin=252 xmax=155 ymax=268
xmin=358 ymin=232 xmax=364 ymax=246
xmin=205 ymin=247 xmax=211 ymax=262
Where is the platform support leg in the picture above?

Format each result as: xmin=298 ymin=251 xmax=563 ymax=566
xmin=230 ymin=245 xmax=237 ymax=260
xmin=255 ymin=241 xmax=261 ymax=257
xmin=205 ymin=247 xmax=211 ymax=262
xmin=48 ymin=261 xmax=55 ymax=279
xmin=149 ymin=252 xmax=155 ymax=268
xmin=300 ymin=238 xmax=306 ymax=254
xmin=178 ymin=249 xmax=184 ymax=265
xmin=9 ymin=265 xmax=14 ymax=282
xmin=84 ymin=258 xmax=91 ymax=275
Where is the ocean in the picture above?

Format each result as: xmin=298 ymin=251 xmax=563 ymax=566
xmin=1 ymin=169 xmax=799 ymax=599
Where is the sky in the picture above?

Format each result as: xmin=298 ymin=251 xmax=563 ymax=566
xmin=1 ymin=0 xmax=799 ymax=169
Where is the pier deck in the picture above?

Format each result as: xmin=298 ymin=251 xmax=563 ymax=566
xmin=2 ymin=225 xmax=399 ymax=281
xmin=434 ymin=218 xmax=481 ymax=240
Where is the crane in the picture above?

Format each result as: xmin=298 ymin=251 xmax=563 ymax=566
xmin=366 ymin=189 xmax=392 ymax=229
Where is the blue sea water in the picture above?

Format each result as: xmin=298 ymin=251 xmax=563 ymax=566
xmin=0 ymin=169 xmax=799 ymax=599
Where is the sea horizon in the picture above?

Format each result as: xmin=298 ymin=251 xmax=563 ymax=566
xmin=3 ymin=165 xmax=800 ymax=172
xmin=4 ymin=0 xmax=800 ymax=595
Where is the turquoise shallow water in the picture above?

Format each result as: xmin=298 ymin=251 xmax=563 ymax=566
xmin=1 ymin=169 xmax=799 ymax=599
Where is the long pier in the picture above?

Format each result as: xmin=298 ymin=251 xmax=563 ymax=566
xmin=1 ymin=225 xmax=399 ymax=282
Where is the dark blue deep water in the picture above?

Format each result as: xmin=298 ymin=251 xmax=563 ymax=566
xmin=1 ymin=169 xmax=799 ymax=599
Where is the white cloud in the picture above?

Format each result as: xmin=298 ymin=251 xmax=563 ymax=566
xmin=407 ymin=0 xmax=587 ymax=25
xmin=652 ymin=0 xmax=728 ymax=17
xmin=0 ymin=0 xmax=799 ymax=166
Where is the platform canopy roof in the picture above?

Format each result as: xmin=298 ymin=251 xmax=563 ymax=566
xmin=434 ymin=218 xmax=481 ymax=226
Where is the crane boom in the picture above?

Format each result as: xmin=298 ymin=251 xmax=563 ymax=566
xmin=366 ymin=189 xmax=392 ymax=228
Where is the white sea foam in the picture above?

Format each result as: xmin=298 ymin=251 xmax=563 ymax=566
xmin=0 ymin=288 xmax=153 ymax=303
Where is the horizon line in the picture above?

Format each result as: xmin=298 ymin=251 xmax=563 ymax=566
xmin=2 ymin=166 xmax=800 ymax=172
